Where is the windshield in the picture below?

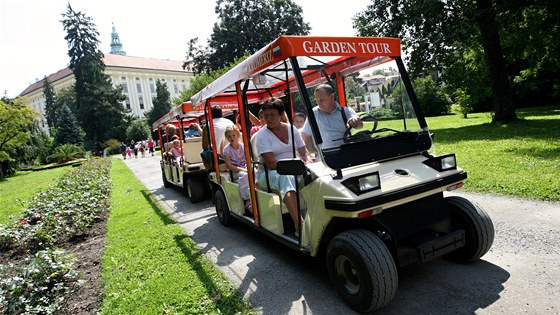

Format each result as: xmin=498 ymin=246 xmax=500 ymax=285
xmin=291 ymin=57 xmax=431 ymax=169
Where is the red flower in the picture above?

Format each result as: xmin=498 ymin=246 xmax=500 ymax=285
xmin=19 ymin=219 xmax=28 ymax=224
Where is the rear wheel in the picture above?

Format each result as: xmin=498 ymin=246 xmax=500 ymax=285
xmin=445 ymin=196 xmax=494 ymax=262
xmin=187 ymin=177 xmax=206 ymax=203
xmin=215 ymin=189 xmax=233 ymax=226
xmin=326 ymin=229 xmax=398 ymax=312
xmin=162 ymin=169 xmax=172 ymax=188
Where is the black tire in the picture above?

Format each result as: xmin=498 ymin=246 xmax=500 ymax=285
xmin=187 ymin=177 xmax=206 ymax=203
xmin=326 ymin=229 xmax=398 ymax=312
xmin=215 ymin=189 xmax=233 ymax=226
xmin=445 ymin=196 xmax=495 ymax=263
xmin=202 ymin=176 xmax=212 ymax=198
xmin=162 ymin=169 xmax=172 ymax=188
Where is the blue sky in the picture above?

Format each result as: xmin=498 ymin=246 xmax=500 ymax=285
xmin=0 ymin=0 xmax=371 ymax=98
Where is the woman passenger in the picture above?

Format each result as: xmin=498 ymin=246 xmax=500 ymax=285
xmin=254 ymin=97 xmax=312 ymax=234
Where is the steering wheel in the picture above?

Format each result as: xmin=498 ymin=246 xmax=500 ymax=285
xmin=343 ymin=118 xmax=378 ymax=143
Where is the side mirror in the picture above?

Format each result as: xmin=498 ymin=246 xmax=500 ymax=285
xmin=276 ymin=158 xmax=306 ymax=175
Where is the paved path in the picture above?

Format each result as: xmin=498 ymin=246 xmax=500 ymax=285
xmin=120 ymin=155 xmax=560 ymax=314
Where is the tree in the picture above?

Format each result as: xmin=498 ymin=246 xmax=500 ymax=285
xmin=54 ymin=104 xmax=83 ymax=147
xmin=177 ymin=54 xmax=248 ymax=104
xmin=413 ymin=77 xmax=451 ymax=116
xmin=126 ymin=119 xmax=150 ymax=143
xmin=0 ymin=99 xmax=38 ymax=177
xmin=145 ymin=79 xmax=172 ymax=128
xmin=184 ymin=0 xmax=310 ymax=72
xmin=55 ymin=86 xmax=76 ymax=117
xmin=353 ymin=0 xmax=524 ymax=122
xmin=61 ymin=4 xmax=126 ymax=149
xmin=345 ymin=75 xmax=366 ymax=108
xmin=43 ymin=76 xmax=57 ymax=129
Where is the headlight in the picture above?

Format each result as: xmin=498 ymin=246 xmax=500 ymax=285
xmin=342 ymin=172 xmax=381 ymax=195
xmin=422 ymin=154 xmax=457 ymax=172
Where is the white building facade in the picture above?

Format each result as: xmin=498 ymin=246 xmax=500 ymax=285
xmin=19 ymin=25 xmax=193 ymax=130
xmin=19 ymin=55 xmax=193 ymax=129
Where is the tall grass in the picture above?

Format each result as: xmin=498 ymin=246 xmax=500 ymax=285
xmin=102 ymin=159 xmax=255 ymax=314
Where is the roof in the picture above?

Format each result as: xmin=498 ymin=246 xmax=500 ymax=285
xmin=19 ymin=68 xmax=73 ymax=96
xmin=103 ymin=54 xmax=191 ymax=72
xmin=191 ymin=36 xmax=401 ymax=106
xmin=19 ymin=54 xmax=192 ymax=96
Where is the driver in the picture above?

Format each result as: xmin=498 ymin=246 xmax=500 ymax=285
xmin=301 ymin=84 xmax=363 ymax=148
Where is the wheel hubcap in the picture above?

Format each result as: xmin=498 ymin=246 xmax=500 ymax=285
xmin=335 ymin=255 xmax=360 ymax=294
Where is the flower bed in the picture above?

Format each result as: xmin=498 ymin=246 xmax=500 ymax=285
xmin=0 ymin=158 xmax=111 ymax=314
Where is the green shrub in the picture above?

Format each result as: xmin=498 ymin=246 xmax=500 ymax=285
xmin=48 ymin=144 xmax=86 ymax=164
xmin=104 ymin=138 xmax=122 ymax=155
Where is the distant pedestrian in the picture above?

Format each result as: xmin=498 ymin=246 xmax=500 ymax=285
xmin=147 ymin=137 xmax=155 ymax=156
xmin=139 ymin=141 xmax=146 ymax=158
xmin=130 ymin=140 xmax=138 ymax=159
xmin=120 ymin=142 xmax=127 ymax=159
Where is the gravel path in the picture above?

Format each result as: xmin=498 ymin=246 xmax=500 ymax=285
xmin=121 ymin=156 xmax=560 ymax=314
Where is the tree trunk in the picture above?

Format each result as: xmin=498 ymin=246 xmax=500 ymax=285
xmin=475 ymin=0 xmax=517 ymax=122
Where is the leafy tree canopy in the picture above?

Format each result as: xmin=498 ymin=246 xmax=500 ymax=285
xmin=0 ymin=99 xmax=38 ymax=176
xmin=184 ymin=0 xmax=310 ymax=73
xmin=126 ymin=119 xmax=150 ymax=143
xmin=176 ymin=54 xmax=248 ymax=104
xmin=353 ymin=0 xmax=559 ymax=122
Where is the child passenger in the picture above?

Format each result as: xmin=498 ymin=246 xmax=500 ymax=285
xmin=222 ymin=125 xmax=252 ymax=214
xmin=293 ymin=112 xmax=306 ymax=131
xmin=169 ymin=139 xmax=183 ymax=165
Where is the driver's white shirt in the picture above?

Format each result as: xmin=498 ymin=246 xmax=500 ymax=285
xmin=301 ymin=103 xmax=358 ymax=148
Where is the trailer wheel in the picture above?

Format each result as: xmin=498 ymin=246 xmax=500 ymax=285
xmin=162 ymin=169 xmax=172 ymax=188
xmin=187 ymin=177 xmax=206 ymax=203
xmin=326 ymin=229 xmax=398 ymax=312
xmin=445 ymin=196 xmax=495 ymax=262
xmin=215 ymin=189 xmax=233 ymax=226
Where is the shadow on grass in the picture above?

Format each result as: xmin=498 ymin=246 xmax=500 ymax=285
xmin=173 ymin=233 xmax=250 ymax=314
xmin=140 ymin=189 xmax=176 ymax=225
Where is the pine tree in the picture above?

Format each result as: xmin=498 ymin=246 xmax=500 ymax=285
xmin=54 ymin=104 xmax=83 ymax=147
xmin=61 ymin=4 xmax=125 ymax=148
xmin=145 ymin=79 xmax=172 ymax=128
xmin=43 ymin=76 xmax=57 ymax=129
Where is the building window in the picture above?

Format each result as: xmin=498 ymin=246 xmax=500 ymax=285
xmin=125 ymin=99 xmax=131 ymax=110
xmin=149 ymin=78 xmax=155 ymax=93
xmin=173 ymin=84 xmax=178 ymax=93
xmin=122 ymin=83 xmax=128 ymax=94
xmin=139 ymin=96 xmax=144 ymax=110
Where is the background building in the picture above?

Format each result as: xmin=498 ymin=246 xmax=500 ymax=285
xmin=18 ymin=24 xmax=193 ymax=129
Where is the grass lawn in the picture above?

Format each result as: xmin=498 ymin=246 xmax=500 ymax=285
xmin=427 ymin=106 xmax=560 ymax=201
xmin=0 ymin=166 xmax=72 ymax=225
xmin=102 ymin=159 xmax=255 ymax=314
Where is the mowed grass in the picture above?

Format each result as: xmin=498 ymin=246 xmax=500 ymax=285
xmin=0 ymin=166 xmax=72 ymax=225
xmin=362 ymin=106 xmax=560 ymax=200
xmin=102 ymin=159 xmax=255 ymax=314
xmin=428 ymin=106 xmax=560 ymax=201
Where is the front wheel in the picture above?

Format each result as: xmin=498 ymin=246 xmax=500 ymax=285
xmin=326 ymin=229 xmax=398 ymax=312
xmin=215 ymin=189 xmax=233 ymax=226
xmin=444 ymin=196 xmax=494 ymax=262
